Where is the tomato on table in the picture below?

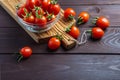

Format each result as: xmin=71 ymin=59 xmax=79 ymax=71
xmin=20 ymin=46 xmax=32 ymax=58
xmin=66 ymin=26 xmax=80 ymax=39
xmin=90 ymin=27 xmax=104 ymax=39
xmin=17 ymin=46 xmax=32 ymax=62
xmin=64 ymin=8 xmax=76 ymax=20
xmin=93 ymin=16 xmax=110 ymax=30
xmin=48 ymin=37 xmax=61 ymax=50
xmin=77 ymin=11 xmax=90 ymax=25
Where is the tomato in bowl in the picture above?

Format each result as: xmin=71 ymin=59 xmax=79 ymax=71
xmin=16 ymin=0 xmax=61 ymax=33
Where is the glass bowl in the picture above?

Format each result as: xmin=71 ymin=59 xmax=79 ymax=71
xmin=17 ymin=12 xmax=60 ymax=33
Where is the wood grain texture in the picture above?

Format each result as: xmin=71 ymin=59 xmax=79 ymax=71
xmin=1 ymin=5 xmax=120 ymax=27
xmin=0 ymin=0 xmax=120 ymax=53
xmin=58 ymin=0 xmax=120 ymax=5
xmin=1 ymin=54 xmax=120 ymax=80
xmin=0 ymin=0 xmax=76 ymax=49
xmin=1 ymin=0 xmax=120 ymax=80
xmin=0 ymin=27 xmax=120 ymax=53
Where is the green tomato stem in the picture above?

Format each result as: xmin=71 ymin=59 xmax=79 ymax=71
xmin=86 ymin=30 xmax=92 ymax=33
xmin=17 ymin=55 xmax=23 ymax=62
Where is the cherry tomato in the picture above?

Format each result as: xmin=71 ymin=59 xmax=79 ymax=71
xmin=46 ymin=13 xmax=56 ymax=22
xmin=25 ymin=0 xmax=42 ymax=10
xmin=48 ymin=4 xmax=60 ymax=15
xmin=23 ymin=14 xmax=35 ymax=23
xmin=20 ymin=46 xmax=32 ymax=58
xmin=77 ymin=11 xmax=90 ymax=25
xmin=32 ymin=7 xmax=44 ymax=17
xmin=91 ymin=27 xmax=104 ymax=39
xmin=35 ymin=16 xmax=47 ymax=27
xmin=95 ymin=16 xmax=110 ymax=30
xmin=64 ymin=8 xmax=76 ymax=20
xmin=17 ymin=5 xmax=28 ymax=18
xmin=67 ymin=26 xmax=80 ymax=39
xmin=42 ymin=0 xmax=50 ymax=11
xmin=48 ymin=37 xmax=61 ymax=50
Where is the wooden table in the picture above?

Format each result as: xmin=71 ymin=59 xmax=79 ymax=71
xmin=1 ymin=0 xmax=120 ymax=80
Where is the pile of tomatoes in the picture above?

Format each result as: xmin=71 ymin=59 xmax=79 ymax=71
xmin=17 ymin=0 xmax=61 ymax=27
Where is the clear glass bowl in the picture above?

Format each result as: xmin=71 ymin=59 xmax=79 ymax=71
xmin=17 ymin=12 xmax=60 ymax=33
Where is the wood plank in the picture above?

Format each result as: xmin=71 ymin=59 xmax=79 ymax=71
xmin=1 ymin=5 xmax=120 ymax=27
xmin=58 ymin=0 xmax=120 ymax=5
xmin=1 ymin=54 xmax=120 ymax=80
xmin=0 ymin=27 xmax=120 ymax=53
xmin=0 ymin=0 xmax=76 ymax=49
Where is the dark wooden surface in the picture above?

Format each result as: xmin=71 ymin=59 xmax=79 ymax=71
xmin=1 ymin=54 xmax=120 ymax=80
xmin=1 ymin=0 xmax=120 ymax=80
xmin=0 ymin=0 xmax=120 ymax=53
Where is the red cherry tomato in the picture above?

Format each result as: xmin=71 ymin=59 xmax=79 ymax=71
xmin=35 ymin=16 xmax=47 ymax=27
xmin=48 ymin=4 xmax=60 ymax=15
xmin=25 ymin=0 xmax=42 ymax=10
xmin=42 ymin=0 xmax=50 ymax=11
xmin=46 ymin=13 xmax=56 ymax=22
xmin=23 ymin=14 xmax=35 ymax=23
xmin=67 ymin=26 xmax=80 ymax=39
xmin=17 ymin=5 xmax=28 ymax=18
xmin=92 ymin=27 xmax=104 ymax=39
xmin=95 ymin=16 xmax=110 ymax=30
xmin=20 ymin=46 xmax=32 ymax=58
xmin=32 ymin=7 xmax=44 ymax=17
xmin=64 ymin=8 xmax=76 ymax=20
xmin=77 ymin=11 xmax=90 ymax=24
xmin=48 ymin=37 xmax=61 ymax=50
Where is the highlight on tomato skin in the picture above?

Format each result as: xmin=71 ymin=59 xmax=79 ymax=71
xmin=17 ymin=5 xmax=29 ymax=18
xmin=92 ymin=16 xmax=110 ymax=30
xmin=16 ymin=46 xmax=33 ymax=62
xmin=91 ymin=27 xmax=105 ymax=39
xmin=64 ymin=8 xmax=76 ymax=20
xmin=25 ymin=0 xmax=42 ymax=10
xmin=66 ymin=26 xmax=80 ymax=39
xmin=77 ymin=11 xmax=90 ymax=25
xmin=20 ymin=46 xmax=32 ymax=58
xmin=48 ymin=4 xmax=61 ymax=15
xmin=48 ymin=37 xmax=61 ymax=50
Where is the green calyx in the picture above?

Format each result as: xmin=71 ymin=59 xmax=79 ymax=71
xmin=22 ymin=8 xmax=32 ymax=18
xmin=16 ymin=4 xmax=20 ymax=10
xmin=35 ymin=10 xmax=42 ymax=18
xmin=50 ymin=0 xmax=58 ymax=4
xmin=68 ymin=14 xmax=74 ymax=20
xmin=77 ymin=17 xmax=84 ymax=25
xmin=22 ymin=8 xmax=30 ymax=18
xmin=55 ymin=34 xmax=63 ymax=41
xmin=65 ymin=23 xmax=73 ymax=33
xmin=86 ymin=30 xmax=92 ymax=33
xmin=46 ymin=11 xmax=53 ymax=20
xmin=25 ymin=12 xmax=32 ymax=18
xmin=17 ymin=53 xmax=23 ymax=62
xmin=34 ymin=6 xmax=40 ymax=11
xmin=92 ymin=17 xmax=99 ymax=25
xmin=86 ymin=29 xmax=92 ymax=36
